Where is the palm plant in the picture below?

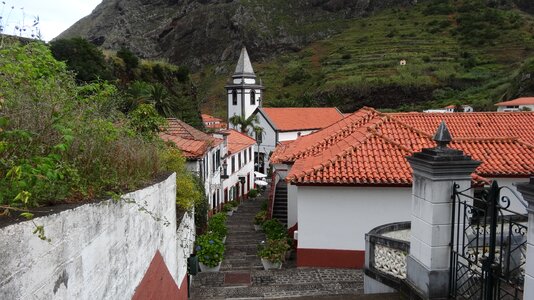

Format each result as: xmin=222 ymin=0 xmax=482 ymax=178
xmin=229 ymin=114 xmax=262 ymax=135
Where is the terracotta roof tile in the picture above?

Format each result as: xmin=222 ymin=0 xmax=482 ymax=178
xmin=224 ymin=129 xmax=256 ymax=154
xmin=201 ymin=114 xmax=223 ymax=123
xmin=278 ymin=107 xmax=534 ymax=185
xmin=261 ymin=107 xmax=344 ymax=131
xmin=160 ymin=118 xmax=222 ymax=158
xmin=495 ymin=97 xmax=534 ymax=106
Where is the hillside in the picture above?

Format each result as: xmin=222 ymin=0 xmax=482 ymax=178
xmin=58 ymin=0 xmax=415 ymax=69
xmin=198 ymin=0 xmax=534 ymax=116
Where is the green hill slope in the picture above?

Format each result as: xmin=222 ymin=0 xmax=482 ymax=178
xmin=199 ymin=0 xmax=534 ymax=115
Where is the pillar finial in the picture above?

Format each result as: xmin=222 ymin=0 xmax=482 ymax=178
xmin=433 ymin=121 xmax=452 ymax=149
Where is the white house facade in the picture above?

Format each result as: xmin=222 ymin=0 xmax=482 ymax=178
xmin=496 ymin=97 xmax=534 ymax=112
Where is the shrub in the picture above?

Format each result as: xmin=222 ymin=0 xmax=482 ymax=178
xmin=262 ymin=219 xmax=288 ymax=240
xmin=254 ymin=210 xmax=267 ymax=225
xmin=228 ymin=200 xmax=239 ymax=208
xmin=257 ymin=239 xmax=290 ymax=263
xmin=222 ymin=204 xmax=233 ymax=213
xmin=117 ymin=47 xmax=139 ymax=70
xmin=195 ymin=232 xmax=224 ymax=267
xmin=207 ymin=213 xmax=228 ymax=239
xmin=50 ymin=37 xmax=112 ymax=82
xmin=248 ymin=189 xmax=259 ymax=198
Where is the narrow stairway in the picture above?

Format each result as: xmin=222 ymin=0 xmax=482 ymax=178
xmin=271 ymin=181 xmax=288 ymax=227
xmin=189 ymin=191 xmax=366 ymax=299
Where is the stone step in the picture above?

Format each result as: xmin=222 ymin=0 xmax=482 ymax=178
xmin=190 ymin=281 xmax=362 ymax=299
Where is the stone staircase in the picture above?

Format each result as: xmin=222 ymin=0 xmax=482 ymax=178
xmin=271 ymin=181 xmax=288 ymax=226
xmin=189 ymin=192 xmax=366 ymax=299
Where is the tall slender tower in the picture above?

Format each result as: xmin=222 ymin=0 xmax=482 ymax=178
xmin=226 ymin=47 xmax=264 ymax=130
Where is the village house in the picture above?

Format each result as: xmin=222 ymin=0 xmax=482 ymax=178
xmin=253 ymin=107 xmax=344 ymax=174
xmin=216 ymin=129 xmax=256 ymax=206
xmin=160 ymin=118 xmax=225 ymax=213
xmin=269 ymin=107 xmax=534 ymax=269
xmin=202 ymin=113 xmax=227 ymax=131
xmin=495 ymin=97 xmax=534 ymax=112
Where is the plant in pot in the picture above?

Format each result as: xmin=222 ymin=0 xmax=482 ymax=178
xmin=228 ymin=200 xmax=239 ymax=211
xmin=254 ymin=210 xmax=267 ymax=231
xmin=223 ymin=203 xmax=234 ymax=216
xmin=257 ymin=238 xmax=290 ymax=270
xmin=248 ymin=188 xmax=259 ymax=199
xmin=208 ymin=213 xmax=228 ymax=243
xmin=262 ymin=219 xmax=288 ymax=240
xmin=195 ymin=232 xmax=225 ymax=272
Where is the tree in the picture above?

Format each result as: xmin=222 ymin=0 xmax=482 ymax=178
xmin=229 ymin=114 xmax=262 ymax=135
xmin=50 ymin=38 xmax=112 ymax=82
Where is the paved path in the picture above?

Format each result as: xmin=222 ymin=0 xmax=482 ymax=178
xmin=190 ymin=193 xmax=367 ymax=299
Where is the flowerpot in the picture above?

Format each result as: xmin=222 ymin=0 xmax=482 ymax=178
xmin=226 ymin=210 xmax=233 ymax=216
xmin=261 ymin=258 xmax=282 ymax=270
xmin=254 ymin=224 xmax=262 ymax=231
xmin=199 ymin=262 xmax=221 ymax=272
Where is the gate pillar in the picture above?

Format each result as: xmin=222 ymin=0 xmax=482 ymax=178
xmin=517 ymin=177 xmax=534 ymax=299
xmin=406 ymin=121 xmax=480 ymax=299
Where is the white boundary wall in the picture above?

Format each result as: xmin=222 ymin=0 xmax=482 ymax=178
xmin=0 ymin=173 xmax=185 ymax=300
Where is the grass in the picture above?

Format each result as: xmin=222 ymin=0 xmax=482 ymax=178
xmin=196 ymin=0 xmax=534 ymax=115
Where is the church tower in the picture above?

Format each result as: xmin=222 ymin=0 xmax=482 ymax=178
xmin=226 ymin=47 xmax=264 ymax=129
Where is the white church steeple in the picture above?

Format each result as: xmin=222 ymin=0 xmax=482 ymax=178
xmin=226 ymin=47 xmax=264 ymax=129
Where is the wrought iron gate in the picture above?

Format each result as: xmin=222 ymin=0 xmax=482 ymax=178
xmin=449 ymin=181 xmax=527 ymax=299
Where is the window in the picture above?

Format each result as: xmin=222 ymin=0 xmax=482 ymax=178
xmin=238 ymin=153 xmax=242 ymax=169
xmin=250 ymin=90 xmax=255 ymax=105
xmin=244 ymin=150 xmax=247 ymax=164
xmin=212 ymin=153 xmax=215 ymax=173
xmin=249 ymin=148 xmax=252 ymax=161
xmin=232 ymin=89 xmax=237 ymax=105
xmin=231 ymin=156 xmax=235 ymax=174
xmin=216 ymin=150 xmax=220 ymax=170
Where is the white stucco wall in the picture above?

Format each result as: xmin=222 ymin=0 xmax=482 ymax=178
xmin=278 ymin=130 xmax=314 ymax=142
xmin=0 ymin=174 xmax=186 ymax=300
xmin=256 ymin=112 xmax=277 ymax=155
xmin=297 ymin=186 xmax=412 ymax=251
xmin=227 ymin=88 xmax=261 ymax=124
xmin=497 ymin=104 xmax=534 ymax=112
xmin=288 ymin=184 xmax=298 ymax=228
xmin=222 ymin=145 xmax=255 ymax=201
xmin=176 ymin=211 xmax=195 ymax=287
xmin=491 ymin=177 xmax=529 ymax=214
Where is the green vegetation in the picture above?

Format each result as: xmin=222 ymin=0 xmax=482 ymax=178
xmin=207 ymin=212 xmax=228 ymax=239
xmin=199 ymin=0 xmax=534 ymax=113
xmin=0 ymin=40 xmax=203 ymax=224
xmin=257 ymin=238 xmax=290 ymax=264
xmin=195 ymin=232 xmax=225 ymax=267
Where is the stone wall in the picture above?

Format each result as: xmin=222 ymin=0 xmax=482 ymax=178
xmin=0 ymin=173 xmax=192 ymax=300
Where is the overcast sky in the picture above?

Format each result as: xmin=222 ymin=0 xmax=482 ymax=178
xmin=1 ymin=0 xmax=102 ymax=41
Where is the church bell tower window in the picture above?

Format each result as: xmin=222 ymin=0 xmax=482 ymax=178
xmin=232 ymin=89 xmax=237 ymax=105
xmin=250 ymin=90 xmax=255 ymax=105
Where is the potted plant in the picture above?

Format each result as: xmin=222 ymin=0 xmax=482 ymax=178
xmin=223 ymin=203 xmax=234 ymax=216
xmin=257 ymin=239 xmax=290 ymax=270
xmin=228 ymin=200 xmax=239 ymax=211
xmin=262 ymin=219 xmax=288 ymax=240
xmin=248 ymin=188 xmax=259 ymax=199
xmin=254 ymin=210 xmax=267 ymax=231
xmin=195 ymin=232 xmax=225 ymax=272
xmin=208 ymin=213 xmax=228 ymax=243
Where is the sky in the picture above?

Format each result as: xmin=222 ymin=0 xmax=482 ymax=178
xmin=0 ymin=0 xmax=102 ymax=41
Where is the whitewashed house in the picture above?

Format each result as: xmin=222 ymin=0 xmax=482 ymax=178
xmin=160 ymin=118 xmax=226 ymax=214
xmin=270 ymin=107 xmax=534 ymax=269
xmin=216 ymin=129 xmax=256 ymax=205
xmin=253 ymin=107 xmax=344 ymax=174
xmin=496 ymin=97 xmax=534 ymax=112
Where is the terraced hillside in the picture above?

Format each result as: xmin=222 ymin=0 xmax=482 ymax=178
xmin=199 ymin=0 xmax=534 ymax=116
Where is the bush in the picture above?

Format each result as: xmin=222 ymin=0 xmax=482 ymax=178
xmin=117 ymin=47 xmax=139 ymax=71
xmin=262 ymin=219 xmax=288 ymax=240
xmin=0 ymin=41 xmax=199 ymax=216
xmin=222 ymin=204 xmax=233 ymax=213
xmin=254 ymin=210 xmax=267 ymax=225
xmin=195 ymin=232 xmax=225 ymax=267
xmin=50 ymin=37 xmax=112 ymax=82
xmin=248 ymin=189 xmax=259 ymax=198
xmin=257 ymin=239 xmax=290 ymax=263
xmin=207 ymin=213 xmax=228 ymax=239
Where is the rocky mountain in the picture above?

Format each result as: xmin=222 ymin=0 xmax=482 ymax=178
xmin=58 ymin=0 xmax=416 ymax=70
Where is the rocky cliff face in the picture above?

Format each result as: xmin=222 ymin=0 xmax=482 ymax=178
xmin=58 ymin=0 xmax=417 ymax=69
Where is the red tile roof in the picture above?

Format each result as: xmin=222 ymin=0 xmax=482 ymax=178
xmin=260 ymin=107 xmax=344 ymax=131
xmin=495 ymin=97 xmax=534 ymax=106
xmin=389 ymin=111 xmax=534 ymax=146
xmin=224 ymin=129 xmax=256 ymax=154
xmin=160 ymin=118 xmax=222 ymax=159
xmin=272 ymin=107 xmax=534 ymax=186
xmin=201 ymin=114 xmax=223 ymax=123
